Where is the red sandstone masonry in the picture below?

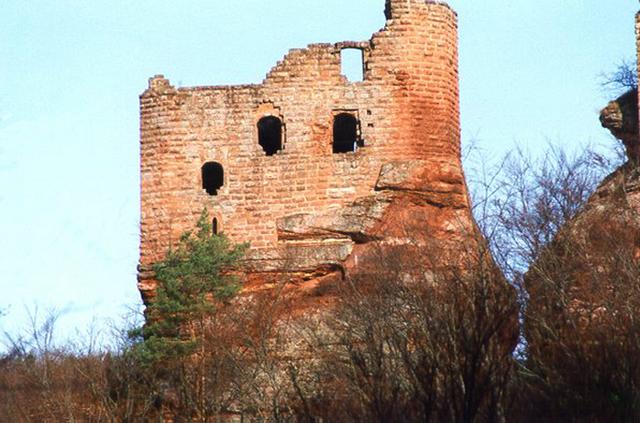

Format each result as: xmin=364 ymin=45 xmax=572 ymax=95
xmin=138 ymin=0 xmax=463 ymax=300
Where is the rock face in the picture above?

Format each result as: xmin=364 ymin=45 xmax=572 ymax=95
xmin=137 ymin=0 xmax=482 ymax=303
xmin=600 ymin=88 xmax=639 ymax=162
xmin=544 ymin=9 xmax=640 ymax=306
xmin=525 ymin=13 xmax=640 ymax=366
xmin=524 ymin=161 xmax=640 ymax=376
xmin=593 ymin=9 xmax=640 ymax=259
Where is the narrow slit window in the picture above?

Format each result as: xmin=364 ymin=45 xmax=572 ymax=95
xmin=333 ymin=113 xmax=359 ymax=154
xmin=201 ymin=162 xmax=224 ymax=195
xmin=257 ymin=116 xmax=283 ymax=156
xmin=212 ymin=217 xmax=219 ymax=235
xmin=340 ymin=49 xmax=364 ymax=82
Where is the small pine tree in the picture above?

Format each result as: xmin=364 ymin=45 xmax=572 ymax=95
xmin=133 ymin=209 xmax=248 ymax=365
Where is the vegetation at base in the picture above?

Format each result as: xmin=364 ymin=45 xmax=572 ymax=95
xmin=132 ymin=209 xmax=247 ymax=365
xmin=1 ymin=145 xmax=639 ymax=422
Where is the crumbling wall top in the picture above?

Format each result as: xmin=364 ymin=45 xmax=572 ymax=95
xmin=142 ymin=75 xmax=176 ymax=97
xmin=334 ymin=41 xmax=370 ymax=50
xmin=385 ymin=0 xmax=456 ymax=20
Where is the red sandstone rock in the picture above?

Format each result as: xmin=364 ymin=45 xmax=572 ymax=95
xmin=600 ymin=89 xmax=639 ymax=161
xmin=526 ymin=11 xmax=640 ymax=362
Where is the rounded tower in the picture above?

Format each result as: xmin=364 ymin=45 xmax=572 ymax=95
xmin=372 ymin=0 xmax=460 ymax=162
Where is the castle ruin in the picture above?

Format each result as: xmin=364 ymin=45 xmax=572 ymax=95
xmin=138 ymin=0 xmax=474 ymax=302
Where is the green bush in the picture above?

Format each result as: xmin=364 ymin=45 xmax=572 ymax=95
xmin=132 ymin=209 xmax=248 ymax=365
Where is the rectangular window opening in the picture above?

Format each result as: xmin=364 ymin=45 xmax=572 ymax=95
xmin=341 ymin=48 xmax=364 ymax=82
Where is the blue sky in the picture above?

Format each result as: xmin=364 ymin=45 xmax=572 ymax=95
xmin=0 ymin=0 xmax=637 ymax=345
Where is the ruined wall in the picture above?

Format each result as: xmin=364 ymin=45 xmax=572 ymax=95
xmin=139 ymin=0 xmax=464 ymax=300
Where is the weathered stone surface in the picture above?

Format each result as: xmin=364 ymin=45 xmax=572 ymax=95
xmin=277 ymin=192 xmax=394 ymax=243
xmin=376 ymin=160 xmax=468 ymax=207
xmin=600 ymin=89 xmax=639 ymax=161
xmin=562 ymin=162 xmax=640 ymax=259
xmin=244 ymin=239 xmax=354 ymax=273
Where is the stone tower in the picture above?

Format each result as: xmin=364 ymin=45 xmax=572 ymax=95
xmin=138 ymin=0 xmax=470 ymax=302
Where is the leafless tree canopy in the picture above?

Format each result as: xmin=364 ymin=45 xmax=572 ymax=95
xmin=2 ymin=144 xmax=639 ymax=421
xmin=600 ymin=58 xmax=639 ymax=95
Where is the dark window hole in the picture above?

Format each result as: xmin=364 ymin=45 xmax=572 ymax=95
xmin=202 ymin=162 xmax=224 ymax=195
xmin=258 ymin=116 xmax=283 ymax=156
xmin=333 ymin=113 xmax=359 ymax=153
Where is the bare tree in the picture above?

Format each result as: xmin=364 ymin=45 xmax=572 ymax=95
xmin=468 ymin=145 xmax=617 ymax=279
xmin=519 ymin=163 xmax=640 ymax=422
xmin=600 ymin=58 xmax=638 ymax=95
xmin=467 ymin=142 xmax=640 ymax=421
xmin=281 ymin=226 xmax=518 ymax=422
